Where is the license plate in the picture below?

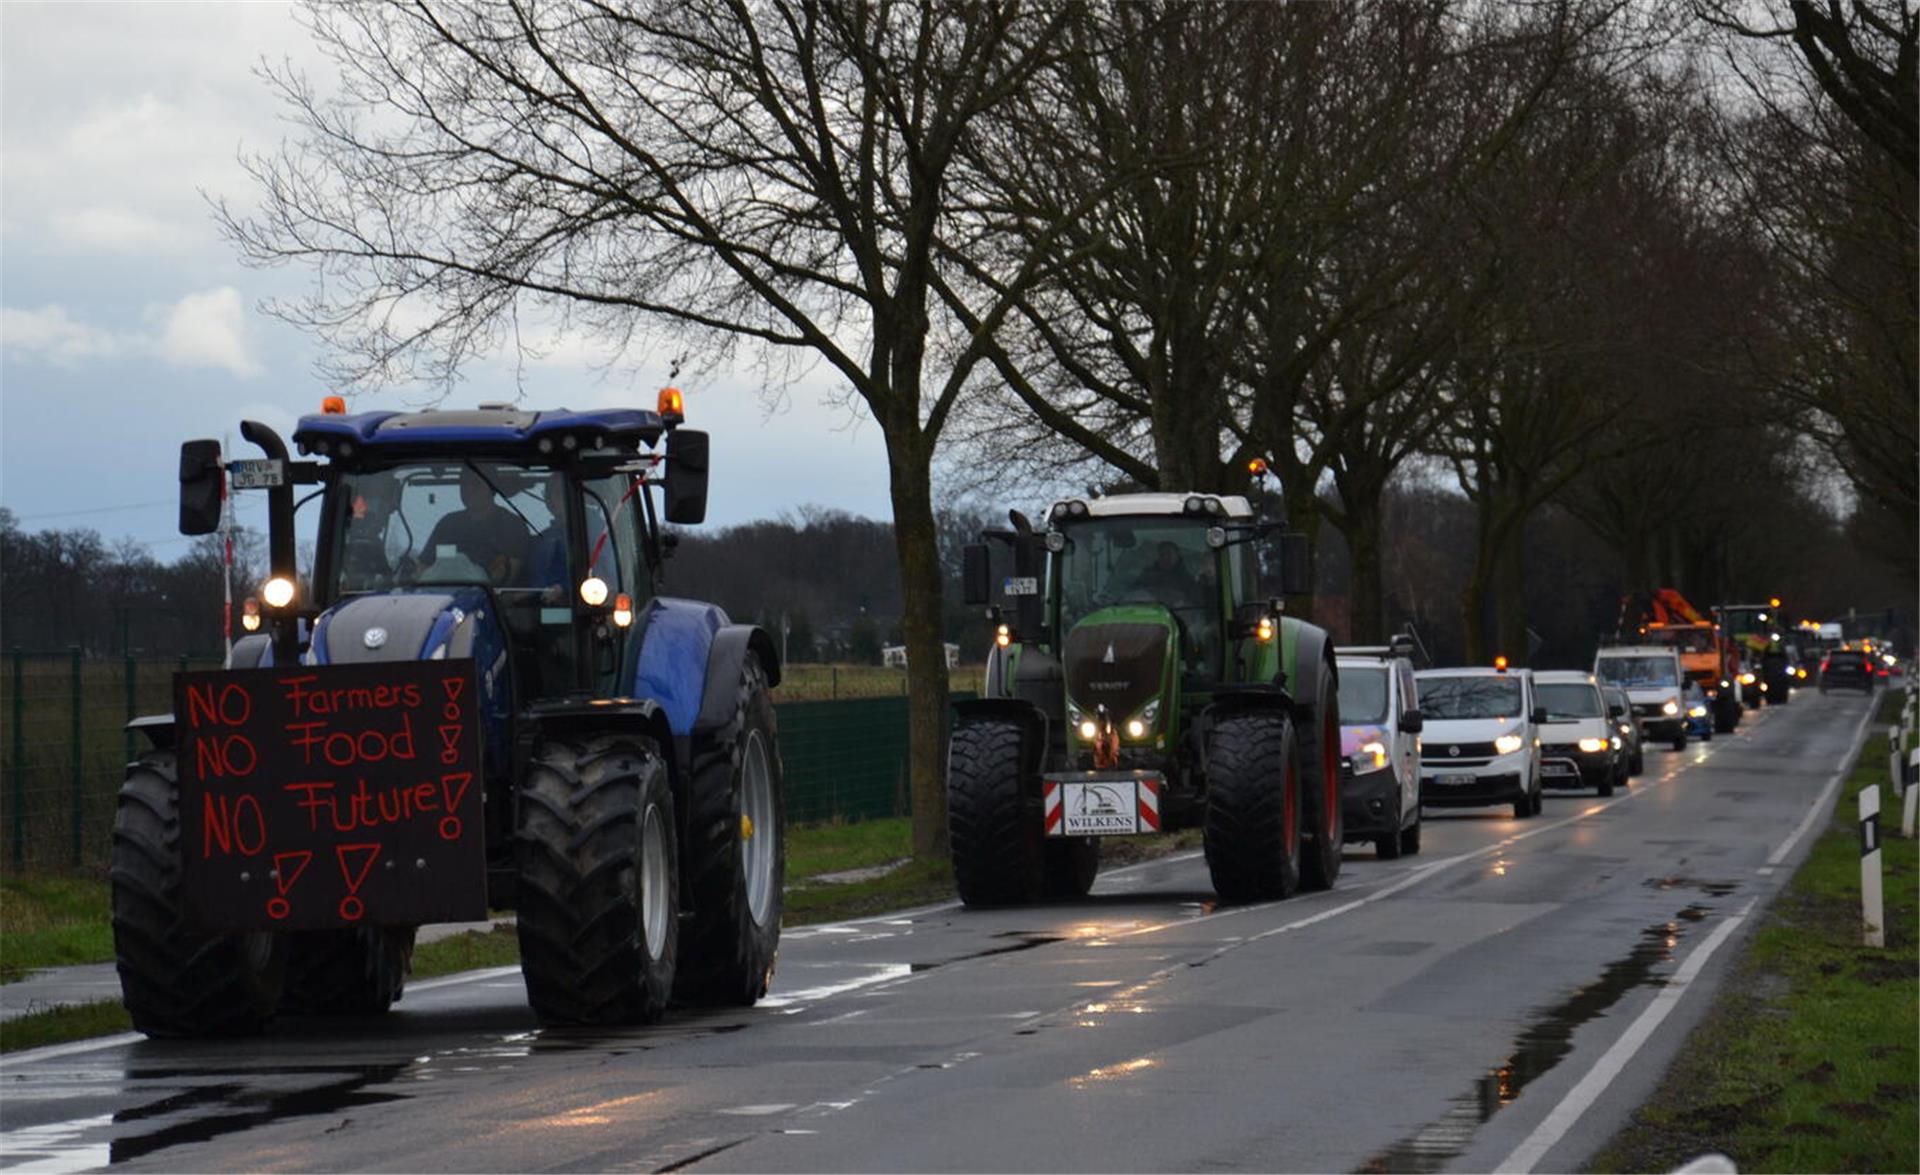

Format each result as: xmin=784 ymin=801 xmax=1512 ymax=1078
xmin=1542 ymin=763 xmax=1577 ymax=776
xmin=1043 ymin=773 xmax=1162 ymax=837
xmin=1431 ymin=773 xmax=1478 ymax=787
xmin=228 ymin=458 xmax=286 ymax=489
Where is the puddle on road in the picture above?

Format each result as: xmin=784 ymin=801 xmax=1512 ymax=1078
xmin=1356 ymin=904 xmax=1715 ymax=1174
xmin=1645 ymin=876 xmax=1740 ymax=897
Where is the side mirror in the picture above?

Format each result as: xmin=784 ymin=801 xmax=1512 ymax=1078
xmin=961 ymin=543 xmax=992 ymax=607
xmin=1530 ymin=707 xmax=1547 ymax=726
xmin=179 ymin=439 xmax=223 ymax=536
xmin=663 ymin=429 xmax=710 ymax=525
xmin=1401 ymin=710 xmax=1423 ymax=734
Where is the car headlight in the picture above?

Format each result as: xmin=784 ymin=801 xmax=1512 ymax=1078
xmin=1738 ymin=672 xmax=1756 ymax=685
xmin=1494 ymin=733 xmax=1524 ymax=755
xmin=1661 ymin=699 xmax=1679 ymax=715
xmin=1610 ymin=735 xmax=1622 ymax=751
xmin=1687 ymin=705 xmax=1707 ymax=718
xmin=1577 ymin=736 xmax=1610 ymax=754
xmin=1353 ymin=740 xmax=1388 ymax=771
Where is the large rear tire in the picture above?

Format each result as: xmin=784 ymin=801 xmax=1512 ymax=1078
xmin=1296 ymin=669 xmax=1344 ymax=892
xmin=1204 ymin=711 xmax=1301 ymax=903
xmin=515 ymin=734 xmax=678 ymax=1026
xmin=279 ymin=926 xmax=416 ymax=1015
xmin=948 ymin=717 xmax=1044 ymax=906
xmin=110 ymin=752 xmax=285 ymax=1037
xmin=676 ymin=657 xmax=785 ymax=1006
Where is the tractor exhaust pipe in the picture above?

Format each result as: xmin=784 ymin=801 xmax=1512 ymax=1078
xmin=240 ymin=420 xmax=302 ymax=664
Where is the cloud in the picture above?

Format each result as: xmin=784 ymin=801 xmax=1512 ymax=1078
xmin=0 ymin=305 xmax=124 ymax=364
xmin=51 ymin=206 xmax=193 ymax=254
xmin=2 ymin=288 xmax=262 ymax=377
xmin=157 ymin=287 xmax=262 ymax=378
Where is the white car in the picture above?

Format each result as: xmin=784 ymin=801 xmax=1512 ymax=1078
xmin=1593 ymin=645 xmax=1688 ymax=751
xmin=1337 ymin=643 xmax=1424 ymax=858
xmin=1414 ymin=666 xmax=1543 ymax=819
xmin=1532 ymin=670 xmax=1624 ymax=796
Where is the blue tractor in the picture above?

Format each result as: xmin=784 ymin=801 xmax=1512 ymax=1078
xmin=112 ymin=394 xmax=784 ymax=1035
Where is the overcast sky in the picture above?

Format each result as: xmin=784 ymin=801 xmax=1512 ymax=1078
xmin=0 ymin=2 xmax=897 ymax=559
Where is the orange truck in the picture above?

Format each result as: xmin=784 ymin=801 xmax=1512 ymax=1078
xmin=1620 ymin=589 xmax=1744 ymax=733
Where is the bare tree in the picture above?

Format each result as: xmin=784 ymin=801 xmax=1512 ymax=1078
xmin=220 ymin=0 xmax=1080 ymax=861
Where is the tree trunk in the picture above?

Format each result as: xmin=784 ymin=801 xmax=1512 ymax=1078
xmin=1347 ymin=505 xmax=1386 ymax=645
xmin=1495 ymin=518 xmax=1529 ymax=666
xmin=885 ymin=436 xmax=952 ymax=863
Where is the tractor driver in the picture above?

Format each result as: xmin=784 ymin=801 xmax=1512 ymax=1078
xmin=1134 ymin=541 xmax=1200 ymax=600
xmin=1132 ymin=539 xmax=1216 ymax=668
xmin=418 ymin=466 xmax=530 ymax=585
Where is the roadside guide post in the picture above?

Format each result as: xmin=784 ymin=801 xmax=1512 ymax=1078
xmin=1859 ymin=785 xmax=1883 ymax=948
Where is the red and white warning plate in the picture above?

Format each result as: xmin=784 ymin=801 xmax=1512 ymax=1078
xmin=1043 ymin=771 xmax=1163 ymax=837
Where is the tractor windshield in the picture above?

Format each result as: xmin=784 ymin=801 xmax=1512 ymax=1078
xmin=329 ymin=462 xmax=630 ymax=599
xmin=1052 ymin=517 xmax=1222 ymax=666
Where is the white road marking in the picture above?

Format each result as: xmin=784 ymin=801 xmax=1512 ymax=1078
xmin=718 ymin=1103 xmax=797 ymax=1116
xmin=1496 ymin=898 xmax=1759 ymax=1174
xmin=1763 ymin=699 xmax=1882 ymax=869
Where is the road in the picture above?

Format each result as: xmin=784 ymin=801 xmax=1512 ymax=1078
xmin=0 ymin=689 xmax=1879 ymax=1174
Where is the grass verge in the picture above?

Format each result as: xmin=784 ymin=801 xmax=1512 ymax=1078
xmin=1 ymin=815 xmax=1206 ymax=1052
xmin=1588 ymin=695 xmax=1918 ymax=1174
xmin=0 ymin=873 xmax=112 ymax=982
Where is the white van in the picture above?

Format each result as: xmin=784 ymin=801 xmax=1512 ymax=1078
xmin=1593 ymin=645 xmax=1688 ymax=751
xmin=1336 ymin=645 xmax=1424 ymax=858
xmin=1414 ymin=666 xmax=1543 ymax=819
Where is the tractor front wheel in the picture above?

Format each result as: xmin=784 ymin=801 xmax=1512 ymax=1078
xmin=280 ymin=926 xmax=415 ymax=1015
xmin=948 ymin=717 xmax=1044 ymax=906
xmin=676 ymin=657 xmax=785 ymax=1006
xmin=1044 ymin=836 xmax=1100 ymax=899
xmin=1204 ymin=711 xmax=1302 ymax=903
xmin=110 ymin=752 xmax=285 ymax=1037
xmin=515 ymin=734 xmax=678 ymax=1025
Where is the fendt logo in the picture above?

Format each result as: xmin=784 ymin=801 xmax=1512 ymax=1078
xmin=1088 ymin=680 xmax=1131 ymax=692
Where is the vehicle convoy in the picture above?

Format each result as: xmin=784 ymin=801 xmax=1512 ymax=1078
xmin=113 ymin=394 xmax=785 ymax=1037
xmin=949 ymin=492 xmax=1344 ymax=905
xmin=1414 ymin=663 xmax=1544 ymax=819
xmin=1623 ymin=588 xmax=1742 ymax=732
xmin=1593 ymin=645 xmax=1688 ymax=751
xmin=1336 ymin=639 xmax=1424 ymax=859
xmin=1532 ymin=670 xmax=1624 ymax=796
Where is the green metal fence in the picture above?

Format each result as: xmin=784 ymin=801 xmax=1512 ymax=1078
xmin=0 ymin=649 xmax=960 ymax=873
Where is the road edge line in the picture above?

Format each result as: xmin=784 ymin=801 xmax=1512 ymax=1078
xmin=1764 ymin=697 xmax=1882 ymax=870
xmin=1496 ymin=896 xmax=1759 ymax=1174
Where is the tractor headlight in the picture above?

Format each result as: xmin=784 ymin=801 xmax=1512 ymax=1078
xmin=1125 ymin=719 xmax=1147 ymax=739
xmin=1078 ymin=719 xmax=1099 ymax=741
xmin=1126 ymin=698 xmax=1161 ymax=734
xmin=1044 ymin=531 xmax=1066 ymax=552
xmin=1494 ymin=733 xmax=1524 ymax=756
xmin=579 ymin=576 xmax=609 ymax=607
xmin=1577 ymin=737 xmax=1610 ymax=754
xmin=1354 ymin=740 xmax=1388 ymax=771
xmin=261 ymin=576 xmax=296 ymax=610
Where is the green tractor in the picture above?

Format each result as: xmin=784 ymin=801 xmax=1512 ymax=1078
xmin=949 ymin=492 xmax=1343 ymax=905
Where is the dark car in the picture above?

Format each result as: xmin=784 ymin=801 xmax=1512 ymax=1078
xmin=1819 ymin=649 xmax=1876 ymax=694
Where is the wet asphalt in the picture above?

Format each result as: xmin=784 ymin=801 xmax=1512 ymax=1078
xmin=0 ymin=689 xmax=1878 ymax=1174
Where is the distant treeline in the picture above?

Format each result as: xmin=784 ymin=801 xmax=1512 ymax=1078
xmin=6 ymin=485 xmax=1906 ymax=669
